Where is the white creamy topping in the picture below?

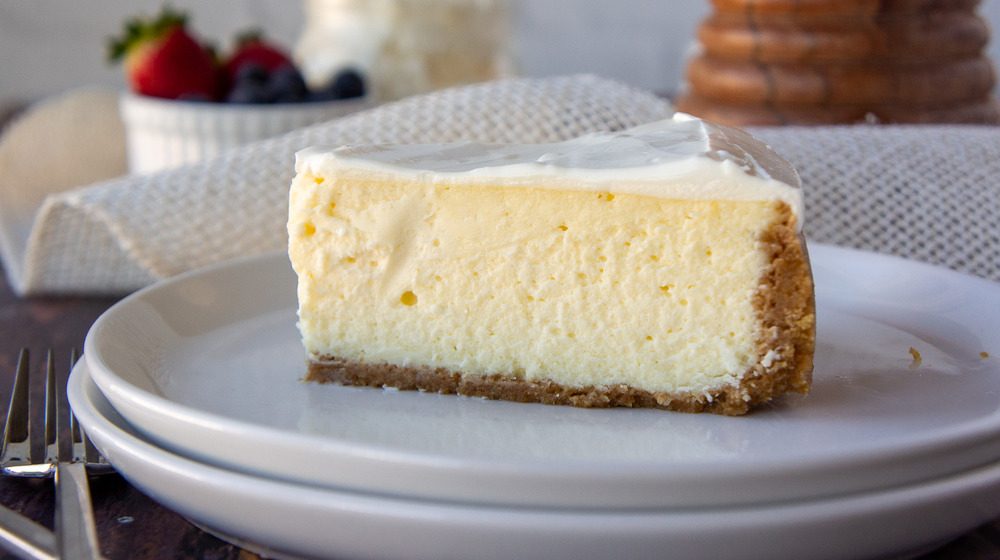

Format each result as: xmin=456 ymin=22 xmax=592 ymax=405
xmin=295 ymin=113 xmax=804 ymax=230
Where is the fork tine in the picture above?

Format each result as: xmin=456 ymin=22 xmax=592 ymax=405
xmin=44 ymin=350 xmax=59 ymax=466
xmin=69 ymin=413 xmax=86 ymax=464
xmin=69 ymin=413 xmax=108 ymax=469
xmin=83 ymin=426 xmax=107 ymax=467
xmin=67 ymin=349 xmax=84 ymax=464
xmin=2 ymin=349 xmax=32 ymax=471
xmin=67 ymin=350 xmax=110 ymax=469
xmin=3 ymin=349 xmax=112 ymax=481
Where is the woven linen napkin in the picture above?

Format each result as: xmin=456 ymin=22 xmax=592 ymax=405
xmin=1 ymin=74 xmax=998 ymax=295
xmin=750 ymin=124 xmax=1000 ymax=283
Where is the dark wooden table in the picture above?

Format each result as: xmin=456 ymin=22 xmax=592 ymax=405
xmin=0 ymin=267 xmax=261 ymax=559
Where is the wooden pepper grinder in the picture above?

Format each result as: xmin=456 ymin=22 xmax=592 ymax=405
xmin=676 ymin=0 xmax=1000 ymax=125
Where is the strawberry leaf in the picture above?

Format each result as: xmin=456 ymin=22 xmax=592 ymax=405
xmin=107 ymin=5 xmax=188 ymax=63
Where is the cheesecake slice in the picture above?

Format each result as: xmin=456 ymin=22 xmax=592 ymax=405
xmin=287 ymin=114 xmax=814 ymax=415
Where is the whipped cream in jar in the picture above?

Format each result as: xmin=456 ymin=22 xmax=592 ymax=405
xmin=295 ymin=0 xmax=517 ymax=102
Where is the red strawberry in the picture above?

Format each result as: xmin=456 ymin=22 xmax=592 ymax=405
xmin=222 ymin=31 xmax=295 ymax=84
xmin=108 ymin=8 xmax=220 ymax=100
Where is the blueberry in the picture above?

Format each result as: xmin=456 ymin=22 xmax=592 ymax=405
xmin=268 ymin=64 xmax=308 ymax=103
xmin=328 ymin=69 xmax=366 ymax=99
xmin=232 ymin=62 xmax=269 ymax=86
xmin=226 ymin=81 xmax=274 ymax=104
xmin=306 ymin=89 xmax=336 ymax=102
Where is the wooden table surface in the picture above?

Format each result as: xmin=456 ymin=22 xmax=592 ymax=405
xmin=0 ymin=267 xmax=262 ymax=559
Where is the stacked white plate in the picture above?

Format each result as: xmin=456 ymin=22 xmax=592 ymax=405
xmin=70 ymin=244 xmax=1000 ymax=560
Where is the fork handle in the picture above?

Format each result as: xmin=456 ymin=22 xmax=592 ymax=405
xmin=55 ymin=462 xmax=106 ymax=560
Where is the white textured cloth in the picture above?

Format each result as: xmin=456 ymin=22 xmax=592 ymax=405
xmin=749 ymin=125 xmax=1000 ymax=283
xmin=0 ymin=74 xmax=998 ymax=295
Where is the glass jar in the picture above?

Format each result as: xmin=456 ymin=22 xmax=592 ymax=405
xmin=295 ymin=0 xmax=517 ymax=102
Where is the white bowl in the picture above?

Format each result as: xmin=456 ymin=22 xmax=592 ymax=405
xmin=119 ymin=91 xmax=369 ymax=174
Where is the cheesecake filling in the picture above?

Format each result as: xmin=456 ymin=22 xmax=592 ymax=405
xmin=291 ymin=178 xmax=790 ymax=396
xmin=288 ymin=115 xmax=813 ymax=414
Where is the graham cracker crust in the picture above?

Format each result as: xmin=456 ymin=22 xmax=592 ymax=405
xmin=304 ymin=204 xmax=815 ymax=416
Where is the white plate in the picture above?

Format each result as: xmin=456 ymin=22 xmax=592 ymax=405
xmin=70 ymin=359 xmax=1000 ymax=560
xmin=83 ymin=244 xmax=1000 ymax=509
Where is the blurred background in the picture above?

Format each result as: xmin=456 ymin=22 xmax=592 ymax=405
xmin=4 ymin=0 xmax=994 ymax=103
xmin=2 ymin=0 xmax=1000 ymax=126
xmin=0 ymin=0 xmax=699 ymax=105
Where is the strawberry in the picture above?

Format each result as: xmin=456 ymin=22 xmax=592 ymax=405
xmin=108 ymin=7 xmax=220 ymax=100
xmin=222 ymin=31 xmax=294 ymax=85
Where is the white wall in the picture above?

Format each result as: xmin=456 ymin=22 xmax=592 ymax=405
xmin=513 ymin=0 xmax=706 ymax=93
xmin=2 ymin=0 xmax=999 ymax=105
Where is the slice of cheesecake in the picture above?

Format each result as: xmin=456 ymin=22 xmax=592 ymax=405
xmin=287 ymin=114 xmax=814 ymax=415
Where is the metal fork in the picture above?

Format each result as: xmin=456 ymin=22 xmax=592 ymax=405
xmin=1 ymin=349 xmax=111 ymax=560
